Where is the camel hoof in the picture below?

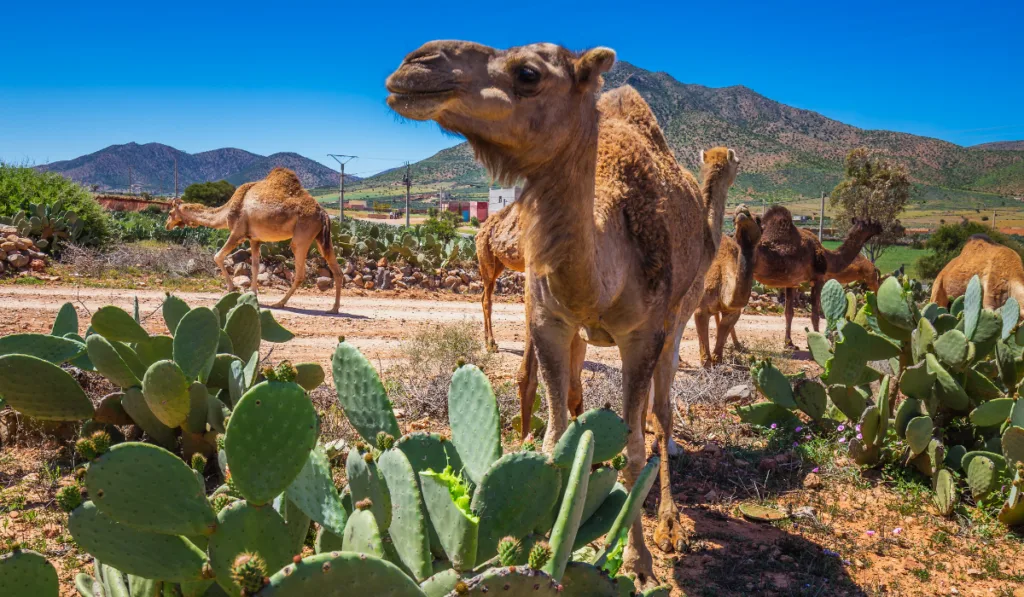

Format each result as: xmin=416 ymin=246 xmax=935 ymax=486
xmin=270 ymin=301 xmax=286 ymax=309
xmin=622 ymin=543 xmax=655 ymax=584
xmin=667 ymin=437 xmax=683 ymax=458
xmin=327 ymin=308 xmax=340 ymax=314
xmin=654 ymin=516 xmax=690 ymax=554
xmin=486 ymin=341 xmax=499 ymax=353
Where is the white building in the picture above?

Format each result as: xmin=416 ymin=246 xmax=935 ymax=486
xmin=488 ymin=187 xmax=521 ymax=216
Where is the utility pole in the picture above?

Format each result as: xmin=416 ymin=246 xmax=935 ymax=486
xmin=818 ymin=191 xmax=825 ymax=239
xmin=128 ymin=167 xmax=133 ymax=195
xmin=328 ymin=155 xmax=357 ymax=220
xmin=174 ymin=157 xmax=179 ymax=198
xmin=402 ymin=162 xmax=412 ymax=228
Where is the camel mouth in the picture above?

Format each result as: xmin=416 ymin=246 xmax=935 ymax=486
xmin=386 ymin=89 xmax=455 ymax=121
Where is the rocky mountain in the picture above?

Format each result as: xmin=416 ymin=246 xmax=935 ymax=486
xmin=35 ymin=143 xmax=357 ymax=192
xmin=360 ymin=62 xmax=1024 ymax=199
xmin=974 ymin=141 xmax=1024 ymax=151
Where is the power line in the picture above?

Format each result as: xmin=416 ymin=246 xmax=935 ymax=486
xmin=327 ymin=154 xmax=357 ymax=219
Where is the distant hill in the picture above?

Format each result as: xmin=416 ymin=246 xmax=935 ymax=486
xmin=359 ymin=62 xmax=1024 ymax=199
xmin=35 ymin=143 xmax=358 ymax=193
xmin=973 ymin=141 xmax=1024 ymax=151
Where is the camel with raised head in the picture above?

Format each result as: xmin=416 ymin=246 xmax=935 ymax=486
xmin=931 ymin=234 xmax=1024 ymax=312
xmin=826 ymin=253 xmax=880 ymax=291
xmin=694 ymin=200 xmax=760 ymax=368
xmin=753 ymin=205 xmax=881 ymax=347
xmin=387 ymin=41 xmax=730 ymax=578
xmin=165 ymin=167 xmax=343 ymax=313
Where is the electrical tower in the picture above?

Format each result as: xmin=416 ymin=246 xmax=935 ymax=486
xmin=402 ymin=163 xmax=412 ymax=228
xmin=328 ymin=154 xmax=357 ymax=219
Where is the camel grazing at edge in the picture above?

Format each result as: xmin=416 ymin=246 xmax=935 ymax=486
xmin=931 ymin=234 xmax=1024 ymax=312
xmin=477 ymin=201 xmax=525 ymax=353
xmin=825 ymin=253 xmax=880 ymax=291
xmin=694 ymin=203 xmax=761 ymax=368
xmin=387 ymin=41 xmax=730 ymax=576
xmin=165 ymin=167 xmax=344 ymax=313
xmin=753 ymin=205 xmax=881 ymax=347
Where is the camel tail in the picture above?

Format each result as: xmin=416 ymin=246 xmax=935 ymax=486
xmin=317 ymin=209 xmax=333 ymax=256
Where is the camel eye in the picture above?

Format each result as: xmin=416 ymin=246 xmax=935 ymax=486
xmin=516 ymin=66 xmax=540 ymax=85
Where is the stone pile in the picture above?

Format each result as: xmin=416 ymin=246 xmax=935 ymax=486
xmin=0 ymin=226 xmax=49 ymax=277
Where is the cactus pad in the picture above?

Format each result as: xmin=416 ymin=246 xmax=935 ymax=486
xmin=544 ymin=430 xmax=594 ymax=580
xmin=965 ymin=368 xmax=1003 ymax=403
xmin=378 ymin=449 xmax=433 ymax=581
xmin=51 ymin=302 xmax=79 ymax=337
xmin=456 ymin=566 xmax=560 ymax=596
xmin=447 ymin=364 xmax=503 ymax=485
xmin=820 ymin=279 xmax=847 ymax=323
xmin=395 ymin=432 xmax=464 ymax=557
xmin=913 ymin=317 xmax=937 ymax=361
xmin=87 ymin=335 xmax=142 ymax=388
xmin=214 ymin=292 xmax=240 ymax=322
xmin=294 ymin=362 xmax=325 ymax=392
xmin=858 ymin=405 xmax=881 ymax=446
xmin=574 ymin=484 xmax=629 ymax=550
xmin=134 ymin=335 xmax=173 ymax=369
xmin=120 ymin=387 xmax=176 ymax=449
xmin=162 ymin=295 xmax=191 ymax=335
xmin=823 ymin=322 xmax=870 ymax=385
xmin=470 ymin=451 xmax=562 ymax=560
xmin=735 ymin=402 xmax=799 ymax=427
xmin=581 ymin=467 xmax=618 ymax=523
xmin=92 ymin=306 xmax=150 ymax=343
xmin=560 ymin=562 xmax=631 ymax=596
xmin=86 ymin=442 xmax=216 ymax=536
xmin=967 ymin=455 xmax=1000 ymax=500
xmin=905 ymin=416 xmax=934 ymax=456
xmin=933 ymin=468 xmax=957 ymax=516
xmin=172 ymin=308 xmax=220 ymax=381
xmin=964 ymin=275 xmax=982 ymax=338
xmin=925 ymin=354 xmax=970 ymax=411
xmin=260 ymin=310 xmax=295 ymax=343
xmin=344 ymin=508 xmax=386 ymax=558
xmin=552 ymin=407 xmax=629 ymax=467
xmin=593 ymin=458 xmax=659 ymax=568
xmin=419 ymin=471 xmax=478 ymax=571
xmin=331 ymin=341 xmax=401 ymax=444
xmin=738 ymin=504 xmax=789 ymax=522
xmin=0 ymin=354 xmax=94 ymax=421
xmin=793 ymin=379 xmax=827 ymax=421
xmin=347 ymin=448 xmax=393 ymax=532
xmin=142 ymin=360 xmax=191 ymax=428
xmin=876 ymin=277 xmax=915 ymax=331
xmin=284 ymin=445 xmax=349 ymax=537
xmin=0 ymin=549 xmax=58 ymax=597
xmin=0 ymin=333 xmax=85 ymax=364
xmin=751 ymin=360 xmax=797 ymax=409
xmin=970 ymin=398 xmax=1014 ymax=428
xmin=208 ymin=500 xmax=293 ymax=597
xmin=933 ymin=330 xmax=969 ymax=370
xmin=69 ymin=502 xmax=207 ymax=582
xmin=1003 ymin=426 xmax=1024 ymax=466
xmin=257 ymin=552 xmax=425 ymax=597
xmin=225 ymin=381 xmax=318 ymax=505
xmin=805 ymin=332 xmax=832 ymax=368
xmin=224 ymin=304 xmax=262 ymax=361
xmin=826 ymin=384 xmax=868 ymax=422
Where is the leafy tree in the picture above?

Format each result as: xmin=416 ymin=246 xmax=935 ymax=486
xmin=423 ymin=211 xmax=460 ymax=243
xmin=829 ymin=148 xmax=911 ymax=263
xmin=916 ymin=219 xmax=1024 ymax=279
xmin=181 ymin=180 xmax=235 ymax=206
xmin=0 ymin=163 xmax=112 ymax=247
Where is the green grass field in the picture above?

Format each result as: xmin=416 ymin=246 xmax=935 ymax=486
xmin=821 ymin=241 xmax=926 ymax=279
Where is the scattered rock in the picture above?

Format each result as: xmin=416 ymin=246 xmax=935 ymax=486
xmin=724 ymin=384 xmax=752 ymax=403
xmin=316 ymin=276 xmax=334 ymax=291
xmin=444 ymin=275 xmax=459 ymax=289
xmin=7 ymin=253 xmax=29 ymax=268
xmin=29 ymin=259 xmax=45 ymax=272
xmin=363 ymin=281 xmax=375 ymax=290
xmin=232 ymin=275 xmax=251 ymax=289
xmin=803 ymin=473 xmax=823 ymax=490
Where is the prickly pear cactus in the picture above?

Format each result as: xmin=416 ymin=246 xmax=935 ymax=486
xmin=286 ymin=445 xmax=349 ymax=537
xmin=820 ymin=279 xmax=847 ymax=325
xmin=0 ymin=549 xmax=59 ymax=597
xmin=92 ymin=305 xmax=150 ymax=344
xmin=750 ymin=359 xmax=797 ymax=409
xmin=0 ymin=354 xmax=94 ymax=421
xmin=552 ymin=407 xmax=629 ymax=467
xmin=0 ymin=333 xmax=85 ymax=364
xmin=544 ymin=430 xmax=594 ymax=581
xmin=257 ymin=552 xmax=425 ymax=597
xmin=447 ymin=363 xmax=502 ymax=485
xmin=142 ymin=359 xmax=191 ymax=428
xmin=933 ymin=468 xmax=957 ymax=517
xmin=225 ymin=381 xmax=318 ymax=505
xmin=419 ymin=469 xmax=479 ymax=571
xmin=378 ymin=448 xmax=433 ymax=581
xmin=162 ymin=294 xmax=191 ymax=336
xmin=347 ymin=447 xmax=392 ymax=532
xmin=172 ymin=307 xmax=220 ymax=381
xmin=457 ymin=565 xmax=560 ymax=596
xmin=331 ymin=340 xmax=401 ymax=444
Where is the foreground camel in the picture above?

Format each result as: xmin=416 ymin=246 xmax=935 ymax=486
xmin=931 ymin=234 xmax=1024 ymax=311
xmin=694 ymin=203 xmax=761 ymax=367
xmin=388 ymin=41 xmax=729 ymax=576
xmin=825 ymin=254 xmax=880 ymax=291
xmin=753 ymin=205 xmax=881 ymax=347
xmin=165 ymin=167 xmax=343 ymax=312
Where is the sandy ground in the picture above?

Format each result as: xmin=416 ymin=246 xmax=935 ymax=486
xmin=0 ymin=286 xmax=810 ymax=380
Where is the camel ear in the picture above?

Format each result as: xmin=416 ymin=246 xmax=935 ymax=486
xmin=574 ymin=47 xmax=616 ymax=91
xmin=728 ymin=148 xmax=738 ymax=163
xmin=699 ymin=150 xmax=706 ymax=164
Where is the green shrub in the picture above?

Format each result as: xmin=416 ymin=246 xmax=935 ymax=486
xmin=916 ymin=220 xmax=1024 ymax=280
xmin=0 ymin=163 xmax=112 ymax=247
xmin=181 ymin=180 xmax=235 ymax=207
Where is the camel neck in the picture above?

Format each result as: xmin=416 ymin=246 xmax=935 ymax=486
xmin=701 ymin=176 xmax=730 ymax=251
xmin=824 ymin=230 xmax=868 ymax=273
xmin=182 ymin=203 xmax=231 ymax=229
xmin=518 ymin=120 xmax=600 ymax=315
xmin=733 ymin=232 xmax=758 ymax=305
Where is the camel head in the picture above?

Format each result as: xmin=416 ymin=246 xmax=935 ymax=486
xmin=848 ymin=217 xmax=884 ymax=244
xmin=165 ymin=199 xmax=187 ymax=230
xmin=733 ymin=204 xmax=762 ymax=246
xmin=386 ymin=40 xmax=615 ymax=181
xmin=700 ymin=147 xmax=741 ymax=189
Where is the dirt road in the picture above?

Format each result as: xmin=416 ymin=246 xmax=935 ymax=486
xmin=0 ymin=286 xmax=811 ymax=379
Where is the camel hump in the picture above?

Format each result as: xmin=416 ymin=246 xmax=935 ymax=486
xmin=228 ymin=181 xmax=258 ymax=204
xmin=598 ymin=86 xmax=670 ymax=149
xmin=263 ymin=167 xmax=305 ymax=196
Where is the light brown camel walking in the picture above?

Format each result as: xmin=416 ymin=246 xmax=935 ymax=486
xmin=753 ymin=205 xmax=881 ymax=347
xmin=694 ymin=199 xmax=760 ymax=368
xmin=165 ymin=167 xmax=343 ymax=313
xmin=387 ymin=41 xmax=729 ymax=577
xmin=476 ymin=201 xmax=525 ymax=353
xmin=931 ymin=234 xmax=1024 ymax=312
xmin=825 ymin=253 xmax=880 ymax=291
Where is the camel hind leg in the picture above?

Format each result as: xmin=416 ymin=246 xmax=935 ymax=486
xmin=478 ymin=240 xmax=505 ymax=352
xmin=713 ymin=310 xmax=742 ymax=364
xmin=248 ymin=240 xmax=262 ymax=299
xmin=694 ymin=309 xmax=712 ymax=368
xmin=315 ymin=237 xmax=344 ymax=314
xmin=273 ymin=236 xmax=313 ymax=309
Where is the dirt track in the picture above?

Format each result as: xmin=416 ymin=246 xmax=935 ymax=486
xmin=0 ymin=285 xmax=811 ymax=380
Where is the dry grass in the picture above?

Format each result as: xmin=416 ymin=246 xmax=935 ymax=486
xmin=60 ymin=242 xmax=218 ymax=279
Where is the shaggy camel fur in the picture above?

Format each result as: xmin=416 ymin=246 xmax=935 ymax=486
xmin=694 ymin=200 xmax=760 ymax=368
xmin=387 ymin=41 xmax=729 ymax=577
xmin=931 ymin=235 xmax=1024 ymax=311
xmin=753 ymin=205 xmax=881 ymax=347
xmin=825 ymin=254 xmax=880 ymax=291
xmin=165 ymin=168 xmax=343 ymax=312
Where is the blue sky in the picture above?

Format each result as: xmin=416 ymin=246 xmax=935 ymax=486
xmin=1 ymin=0 xmax=1021 ymax=175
